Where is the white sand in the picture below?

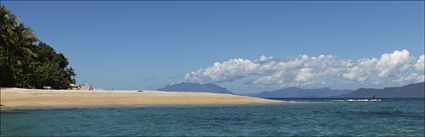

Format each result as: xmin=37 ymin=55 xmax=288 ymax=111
xmin=0 ymin=88 xmax=282 ymax=107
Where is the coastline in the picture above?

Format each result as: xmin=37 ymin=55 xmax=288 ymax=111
xmin=0 ymin=88 xmax=283 ymax=108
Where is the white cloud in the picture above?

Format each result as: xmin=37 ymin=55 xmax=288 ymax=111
xmin=415 ymin=55 xmax=424 ymax=73
xmin=375 ymin=49 xmax=412 ymax=78
xmin=184 ymin=50 xmax=425 ymax=90
xmin=295 ymin=68 xmax=313 ymax=82
xmin=185 ymin=58 xmax=259 ymax=83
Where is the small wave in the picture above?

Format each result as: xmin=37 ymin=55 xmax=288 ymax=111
xmin=331 ymin=99 xmax=381 ymax=102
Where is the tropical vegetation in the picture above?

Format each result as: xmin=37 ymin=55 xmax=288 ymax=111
xmin=0 ymin=6 xmax=75 ymax=89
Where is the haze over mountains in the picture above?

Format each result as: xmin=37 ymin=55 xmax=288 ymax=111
xmin=158 ymin=82 xmax=425 ymax=98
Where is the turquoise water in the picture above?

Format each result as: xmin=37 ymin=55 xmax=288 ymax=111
xmin=1 ymin=99 xmax=424 ymax=136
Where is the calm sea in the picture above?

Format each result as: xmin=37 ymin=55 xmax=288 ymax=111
xmin=1 ymin=98 xmax=424 ymax=136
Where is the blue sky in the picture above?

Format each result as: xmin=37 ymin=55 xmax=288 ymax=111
xmin=2 ymin=1 xmax=424 ymax=92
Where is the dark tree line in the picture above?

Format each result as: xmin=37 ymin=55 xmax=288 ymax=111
xmin=0 ymin=6 xmax=76 ymax=89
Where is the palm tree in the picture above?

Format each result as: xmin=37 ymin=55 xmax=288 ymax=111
xmin=0 ymin=6 xmax=75 ymax=89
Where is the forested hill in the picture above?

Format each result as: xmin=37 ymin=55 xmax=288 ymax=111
xmin=158 ymin=82 xmax=233 ymax=94
xmin=0 ymin=6 xmax=76 ymax=89
xmin=339 ymin=82 xmax=425 ymax=98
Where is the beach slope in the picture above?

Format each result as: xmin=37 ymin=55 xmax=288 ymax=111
xmin=0 ymin=88 xmax=282 ymax=107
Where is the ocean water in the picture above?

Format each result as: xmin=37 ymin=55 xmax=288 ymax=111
xmin=1 ymin=99 xmax=424 ymax=136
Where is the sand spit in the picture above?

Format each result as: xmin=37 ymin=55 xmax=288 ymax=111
xmin=0 ymin=88 xmax=282 ymax=107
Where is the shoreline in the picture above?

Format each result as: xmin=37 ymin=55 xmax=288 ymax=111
xmin=0 ymin=88 xmax=283 ymax=108
xmin=0 ymin=103 xmax=282 ymax=110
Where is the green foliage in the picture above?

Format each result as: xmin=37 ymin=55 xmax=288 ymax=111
xmin=0 ymin=6 xmax=76 ymax=89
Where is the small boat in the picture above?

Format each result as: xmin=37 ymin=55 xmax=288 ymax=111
xmin=370 ymin=95 xmax=381 ymax=102
xmin=369 ymin=99 xmax=381 ymax=102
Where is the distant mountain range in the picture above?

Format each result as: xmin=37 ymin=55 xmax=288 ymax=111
xmin=256 ymin=87 xmax=352 ymax=98
xmin=157 ymin=82 xmax=425 ymax=98
xmin=158 ymin=82 xmax=233 ymax=94
xmin=338 ymin=82 xmax=424 ymax=98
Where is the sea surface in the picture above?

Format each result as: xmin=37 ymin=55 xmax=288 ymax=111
xmin=1 ymin=98 xmax=424 ymax=136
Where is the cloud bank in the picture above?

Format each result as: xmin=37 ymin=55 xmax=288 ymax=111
xmin=185 ymin=50 xmax=424 ymax=90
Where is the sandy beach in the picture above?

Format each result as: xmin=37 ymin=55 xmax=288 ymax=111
xmin=0 ymin=88 xmax=282 ymax=107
